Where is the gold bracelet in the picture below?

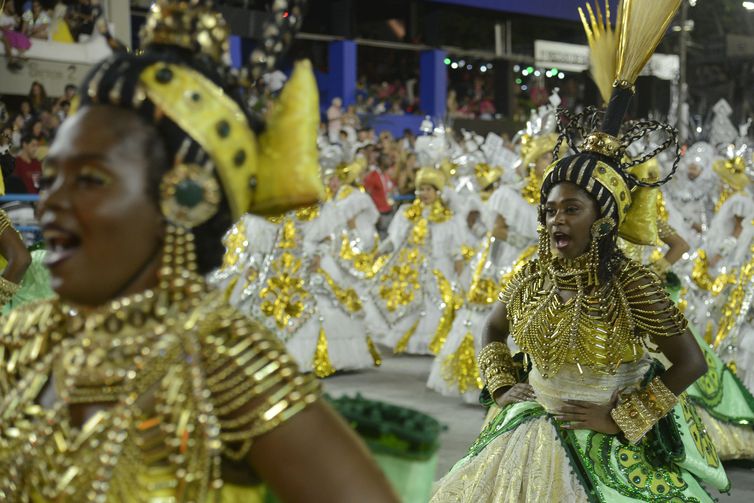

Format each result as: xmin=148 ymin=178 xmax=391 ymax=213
xmin=478 ymin=342 xmax=517 ymax=396
xmin=0 ymin=276 xmax=20 ymax=306
xmin=0 ymin=210 xmax=11 ymax=237
xmin=610 ymin=376 xmax=677 ymax=444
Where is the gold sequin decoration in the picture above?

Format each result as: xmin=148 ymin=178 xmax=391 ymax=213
xmin=442 ymin=332 xmax=483 ymax=393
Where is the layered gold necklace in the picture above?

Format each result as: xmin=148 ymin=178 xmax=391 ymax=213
xmin=501 ymin=251 xmax=687 ymax=378
xmin=0 ymin=227 xmax=320 ymax=501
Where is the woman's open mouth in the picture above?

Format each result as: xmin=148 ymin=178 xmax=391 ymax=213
xmin=42 ymin=225 xmax=81 ymax=268
xmin=552 ymin=231 xmax=571 ymax=250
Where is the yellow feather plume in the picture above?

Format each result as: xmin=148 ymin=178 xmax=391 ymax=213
xmin=579 ymin=1 xmax=620 ymax=104
xmin=616 ymin=0 xmax=681 ymax=85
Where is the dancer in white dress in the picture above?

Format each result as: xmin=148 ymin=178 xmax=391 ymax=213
xmin=218 ymin=202 xmax=380 ymax=376
xmin=427 ymin=177 xmax=538 ymax=402
xmin=370 ymin=168 xmax=468 ymax=355
xmin=664 ymin=141 xmax=719 ymax=250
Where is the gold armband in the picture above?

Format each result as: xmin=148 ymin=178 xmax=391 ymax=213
xmin=610 ymin=376 xmax=678 ymax=444
xmin=478 ymin=342 xmax=517 ymax=396
xmin=0 ymin=276 xmax=20 ymax=307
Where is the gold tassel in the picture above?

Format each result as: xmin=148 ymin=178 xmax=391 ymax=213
xmin=312 ymin=325 xmax=335 ymax=378
xmin=394 ymin=320 xmax=419 ymax=354
xmin=441 ymin=333 xmax=483 ymax=394
xmin=616 ymin=0 xmax=682 ymax=86
xmin=366 ymin=336 xmax=382 ymax=367
xmin=579 ymin=0 xmax=619 ymax=103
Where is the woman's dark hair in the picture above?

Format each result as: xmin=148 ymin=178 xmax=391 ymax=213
xmin=75 ymin=48 xmax=254 ymax=275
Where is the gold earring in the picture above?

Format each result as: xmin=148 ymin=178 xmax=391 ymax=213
xmin=159 ymin=223 xmax=203 ymax=304
xmin=160 ymin=161 xmax=221 ymax=228
xmin=586 ymin=217 xmax=615 ymax=285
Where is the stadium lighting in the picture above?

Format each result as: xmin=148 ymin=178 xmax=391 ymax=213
xmin=451 ymin=62 xmax=458 ymax=69
xmin=744 ymin=1 xmax=754 ymax=10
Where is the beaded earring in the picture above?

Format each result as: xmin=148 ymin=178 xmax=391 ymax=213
xmin=586 ymin=216 xmax=616 ymax=285
xmin=158 ymin=223 xmax=204 ymax=306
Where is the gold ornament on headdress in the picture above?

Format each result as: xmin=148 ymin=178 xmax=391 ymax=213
xmin=713 ymin=156 xmax=750 ymax=193
xmin=337 ymin=157 xmax=367 ymax=186
xmin=615 ymin=0 xmax=681 ymax=88
xmin=137 ymin=58 xmax=322 ymax=225
xmin=75 ymin=0 xmax=323 ymax=228
xmin=416 ymin=167 xmax=446 ymax=191
xmin=474 ymin=163 xmax=503 ymax=190
xmin=579 ymin=0 xmax=619 ymax=104
xmin=520 ymin=133 xmax=559 ymax=169
xmin=140 ymin=0 xmax=230 ymax=62
xmin=621 ymin=159 xmax=661 ymax=245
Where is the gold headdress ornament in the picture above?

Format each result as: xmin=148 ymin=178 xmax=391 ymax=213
xmin=140 ymin=0 xmax=230 ymax=62
xmin=579 ymin=0 xmax=619 ymax=104
xmin=520 ymin=133 xmax=560 ymax=169
xmin=416 ymin=167 xmax=446 ymax=191
xmin=713 ymin=154 xmax=750 ymax=192
xmin=336 ymin=157 xmax=367 ymax=186
xmin=542 ymin=0 xmax=682 ymax=246
xmin=75 ymin=0 xmax=323 ymax=226
xmin=474 ymin=163 xmax=503 ymax=189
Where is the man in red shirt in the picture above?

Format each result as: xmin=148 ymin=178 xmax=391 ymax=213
xmin=363 ymin=150 xmax=397 ymax=236
xmin=13 ymin=134 xmax=41 ymax=193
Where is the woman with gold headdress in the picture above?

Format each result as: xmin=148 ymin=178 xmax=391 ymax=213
xmin=370 ymin=167 xmax=467 ymax=355
xmin=426 ymin=165 xmax=538 ymax=403
xmin=431 ymin=1 xmax=730 ymax=500
xmin=0 ymin=1 xmax=400 ymax=501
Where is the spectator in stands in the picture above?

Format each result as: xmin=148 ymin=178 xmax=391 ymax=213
xmin=479 ymin=96 xmax=496 ymax=120
xmin=13 ymin=134 xmax=41 ymax=193
xmin=364 ymin=151 xmax=397 ymax=236
xmin=40 ymin=110 xmax=59 ymax=138
xmin=19 ymin=100 xmax=33 ymax=122
xmin=327 ymin=97 xmax=343 ymax=143
xmin=0 ymin=126 xmax=12 ymax=155
xmin=28 ymin=118 xmax=48 ymax=145
xmin=389 ymin=99 xmax=404 ymax=115
xmin=22 ymin=0 xmax=51 ymax=40
xmin=50 ymin=0 xmax=74 ymax=43
xmin=342 ymin=105 xmax=360 ymax=129
xmin=28 ymin=81 xmax=48 ymax=112
xmin=10 ymin=114 xmax=25 ymax=147
xmin=401 ymin=129 xmax=416 ymax=152
xmin=1 ymin=1 xmax=31 ymax=71
xmin=47 ymin=82 xmax=76 ymax=121
xmin=67 ymin=0 xmax=97 ymax=41
xmin=396 ymin=152 xmax=418 ymax=196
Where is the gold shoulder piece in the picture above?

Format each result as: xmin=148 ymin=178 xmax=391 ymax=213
xmin=196 ymin=297 xmax=320 ymax=460
xmin=618 ymin=263 xmax=688 ymax=339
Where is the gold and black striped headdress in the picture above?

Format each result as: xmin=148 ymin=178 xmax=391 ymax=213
xmin=541 ymin=0 xmax=682 ymax=245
